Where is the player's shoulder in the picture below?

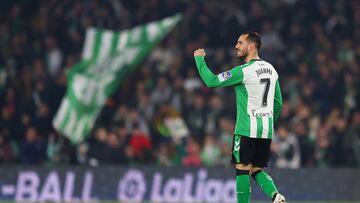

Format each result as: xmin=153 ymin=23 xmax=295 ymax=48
xmin=239 ymin=59 xmax=270 ymax=68
xmin=238 ymin=60 xmax=257 ymax=69
xmin=257 ymin=59 xmax=273 ymax=67
xmin=257 ymin=60 xmax=277 ymax=71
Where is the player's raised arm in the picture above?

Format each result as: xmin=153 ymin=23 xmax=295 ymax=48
xmin=273 ymin=80 xmax=283 ymax=122
xmin=194 ymin=49 xmax=243 ymax=88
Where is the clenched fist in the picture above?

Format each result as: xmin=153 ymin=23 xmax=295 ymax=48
xmin=194 ymin=49 xmax=206 ymax=57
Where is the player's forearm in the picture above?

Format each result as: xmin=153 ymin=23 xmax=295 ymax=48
xmin=194 ymin=56 xmax=220 ymax=88
xmin=273 ymin=101 xmax=282 ymax=122
xmin=273 ymin=80 xmax=283 ymax=122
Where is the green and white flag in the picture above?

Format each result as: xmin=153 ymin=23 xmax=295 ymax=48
xmin=53 ymin=14 xmax=182 ymax=144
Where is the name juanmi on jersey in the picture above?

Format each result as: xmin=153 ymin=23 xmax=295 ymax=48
xmin=255 ymin=65 xmax=272 ymax=77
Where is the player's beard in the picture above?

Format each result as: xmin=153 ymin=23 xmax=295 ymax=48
xmin=237 ymin=48 xmax=249 ymax=59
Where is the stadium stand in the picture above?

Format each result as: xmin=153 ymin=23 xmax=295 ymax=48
xmin=0 ymin=0 xmax=359 ymax=168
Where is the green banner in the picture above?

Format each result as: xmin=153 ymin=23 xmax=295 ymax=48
xmin=53 ymin=14 xmax=182 ymax=144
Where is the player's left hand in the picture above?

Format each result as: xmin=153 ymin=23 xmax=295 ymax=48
xmin=194 ymin=49 xmax=206 ymax=56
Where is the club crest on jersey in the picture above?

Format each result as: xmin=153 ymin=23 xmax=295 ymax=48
xmin=218 ymin=71 xmax=232 ymax=82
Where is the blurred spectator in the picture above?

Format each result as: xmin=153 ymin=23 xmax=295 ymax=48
xmin=183 ymin=136 xmax=202 ymax=167
xmin=45 ymin=37 xmax=63 ymax=77
xmin=19 ymin=127 xmax=46 ymax=164
xmin=183 ymin=69 xmax=202 ymax=92
xmin=329 ymin=116 xmax=348 ymax=166
xmin=346 ymin=112 xmax=360 ymax=166
xmin=186 ymin=93 xmax=206 ymax=142
xmin=157 ymin=143 xmax=173 ymax=167
xmin=0 ymin=132 xmax=16 ymax=163
xmin=86 ymin=127 xmax=108 ymax=166
xmin=129 ymin=123 xmax=153 ymax=162
xmin=135 ymin=82 xmax=155 ymax=121
xmin=169 ymin=77 xmax=185 ymax=112
xmin=272 ymin=126 xmax=301 ymax=169
xmin=205 ymin=95 xmax=223 ymax=134
xmin=47 ymin=132 xmax=65 ymax=163
xmin=292 ymin=120 xmax=315 ymax=167
xmin=314 ymin=127 xmax=331 ymax=167
xmin=261 ymin=21 xmax=284 ymax=54
xmin=149 ymin=44 xmax=176 ymax=74
xmin=100 ymin=130 xmax=128 ymax=164
xmin=151 ymin=76 xmax=172 ymax=107
xmin=201 ymin=134 xmax=221 ymax=166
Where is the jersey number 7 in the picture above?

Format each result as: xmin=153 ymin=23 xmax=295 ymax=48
xmin=260 ymin=78 xmax=270 ymax=107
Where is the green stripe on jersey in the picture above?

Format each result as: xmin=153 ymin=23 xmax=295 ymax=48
xmin=268 ymin=117 xmax=273 ymax=139
xmin=236 ymin=83 xmax=250 ymax=135
xmin=256 ymin=117 xmax=263 ymax=138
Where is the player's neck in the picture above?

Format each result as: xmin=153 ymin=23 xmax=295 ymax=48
xmin=245 ymin=53 xmax=260 ymax=63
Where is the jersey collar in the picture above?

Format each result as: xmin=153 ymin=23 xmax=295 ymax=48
xmin=249 ymin=58 xmax=262 ymax=62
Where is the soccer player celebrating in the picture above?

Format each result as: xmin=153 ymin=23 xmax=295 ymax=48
xmin=194 ymin=32 xmax=285 ymax=203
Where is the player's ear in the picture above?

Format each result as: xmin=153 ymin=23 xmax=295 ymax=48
xmin=249 ymin=42 xmax=256 ymax=51
xmin=248 ymin=42 xmax=253 ymax=50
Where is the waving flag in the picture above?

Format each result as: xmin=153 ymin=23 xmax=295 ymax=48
xmin=53 ymin=14 xmax=182 ymax=144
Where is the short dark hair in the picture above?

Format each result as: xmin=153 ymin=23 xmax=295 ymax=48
xmin=242 ymin=31 xmax=261 ymax=50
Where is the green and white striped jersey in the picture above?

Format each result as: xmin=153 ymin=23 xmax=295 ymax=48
xmin=195 ymin=56 xmax=282 ymax=139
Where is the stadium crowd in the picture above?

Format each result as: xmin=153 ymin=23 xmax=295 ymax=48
xmin=0 ymin=0 xmax=359 ymax=168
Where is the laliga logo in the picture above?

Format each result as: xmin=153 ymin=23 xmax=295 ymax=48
xmin=117 ymin=169 xmax=236 ymax=203
xmin=118 ymin=169 xmax=146 ymax=202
